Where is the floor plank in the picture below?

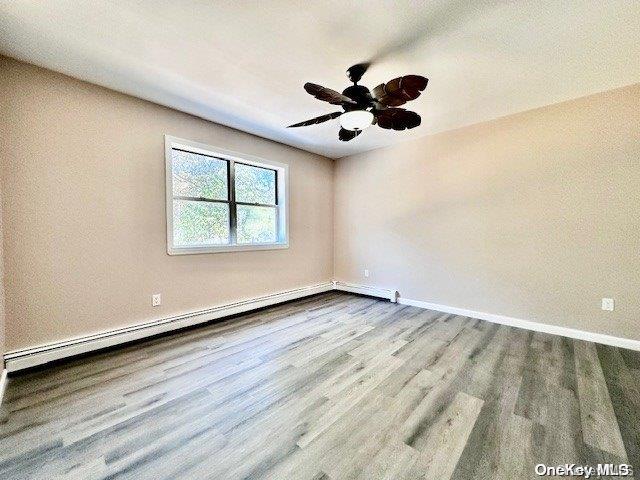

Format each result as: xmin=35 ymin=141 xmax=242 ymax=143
xmin=574 ymin=340 xmax=627 ymax=458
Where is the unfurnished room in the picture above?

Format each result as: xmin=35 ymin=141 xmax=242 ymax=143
xmin=0 ymin=1 xmax=639 ymax=479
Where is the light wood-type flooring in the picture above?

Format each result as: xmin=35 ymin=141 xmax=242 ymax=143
xmin=1 ymin=292 xmax=639 ymax=479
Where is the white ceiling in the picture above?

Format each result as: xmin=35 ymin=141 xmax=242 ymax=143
xmin=1 ymin=1 xmax=639 ymax=158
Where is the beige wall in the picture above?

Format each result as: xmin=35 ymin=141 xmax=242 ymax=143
xmin=0 ymin=57 xmax=334 ymax=351
xmin=335 ymin=84 xmax=640 ymax=340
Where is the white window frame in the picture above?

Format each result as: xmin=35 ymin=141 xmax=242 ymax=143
xmin=165 ymin=135 xmax=289 ymax=255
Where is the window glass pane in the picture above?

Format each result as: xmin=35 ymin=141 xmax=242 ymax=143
xmin=234 ymin=163 xmax=276 ymax=205
xmin=172 ymin=149 xmax=228 ymax=200
xmin=236 ymin=205 xmax=277 ymax=244
xmin=173 ymin=200 xmax=229 ymax=246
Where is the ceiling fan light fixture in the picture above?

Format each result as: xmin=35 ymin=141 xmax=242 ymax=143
xmin=339 ymin=110 xmax=374 ymax=131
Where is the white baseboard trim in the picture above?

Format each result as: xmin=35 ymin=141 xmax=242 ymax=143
xmin=10 ymin=282 xmax=634 ymax=373
xmin=0 ymin=369 xmax=8 ymax=406
xmin=3 ymin=282 xmax=333 ymax=372
xmin=398 ymin=296 xmax=640 ymax=352
xmin=332 ymin=281 xmax=398 ymax=303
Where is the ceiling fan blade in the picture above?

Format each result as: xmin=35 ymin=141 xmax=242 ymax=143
xmin=304 ymin=83 xmax=356 ymax=105
xmin=338 ymin=128 xmax=362 ymax=142
xmin=373 ymin=75 xmax=428 ymax=107
xmin=375 ymin=108 xmax=421 ymax=130
xmin=346 ymin=63 xmax=370 ymax=83
xmin=287 ymin=112 xmax=342 ymax=128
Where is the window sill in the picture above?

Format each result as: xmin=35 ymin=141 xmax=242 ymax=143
xmin=167 ymin=242 xmax=289 ymax=255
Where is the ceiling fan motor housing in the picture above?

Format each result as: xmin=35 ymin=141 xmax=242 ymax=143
xmin=342 ymin=85 xmax=374 ymax=112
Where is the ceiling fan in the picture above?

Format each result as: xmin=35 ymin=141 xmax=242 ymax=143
xmin=288 ymin=63 xmax=428 ymax=141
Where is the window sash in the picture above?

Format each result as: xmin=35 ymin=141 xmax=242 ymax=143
xmin=171 ymin=150 xmax=280 ymax=247
xmin=236 ymin=204 xmax=279 ymax=245
xmin=234 ymin=161 xmax=278 ymax=207
xmin=171 ymin=147 xmax=229 ymax=202
xmin=172 ymin=198 xmax=231 ymax=246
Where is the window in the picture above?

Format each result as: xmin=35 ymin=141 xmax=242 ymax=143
xmin=165 ymin=136 xmax=288 ymax=254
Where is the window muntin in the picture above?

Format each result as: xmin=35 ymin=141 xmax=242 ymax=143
xmin=166 ymin=137 xmax=288 ymax=254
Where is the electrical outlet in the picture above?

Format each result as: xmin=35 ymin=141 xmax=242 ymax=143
xmin=601 ymin=298 xmax=614 ymax=311
xmin=152 ymin=294 xmax=162 ymax=307
xmin=364 ymin=269 xmax=369 ymax=278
